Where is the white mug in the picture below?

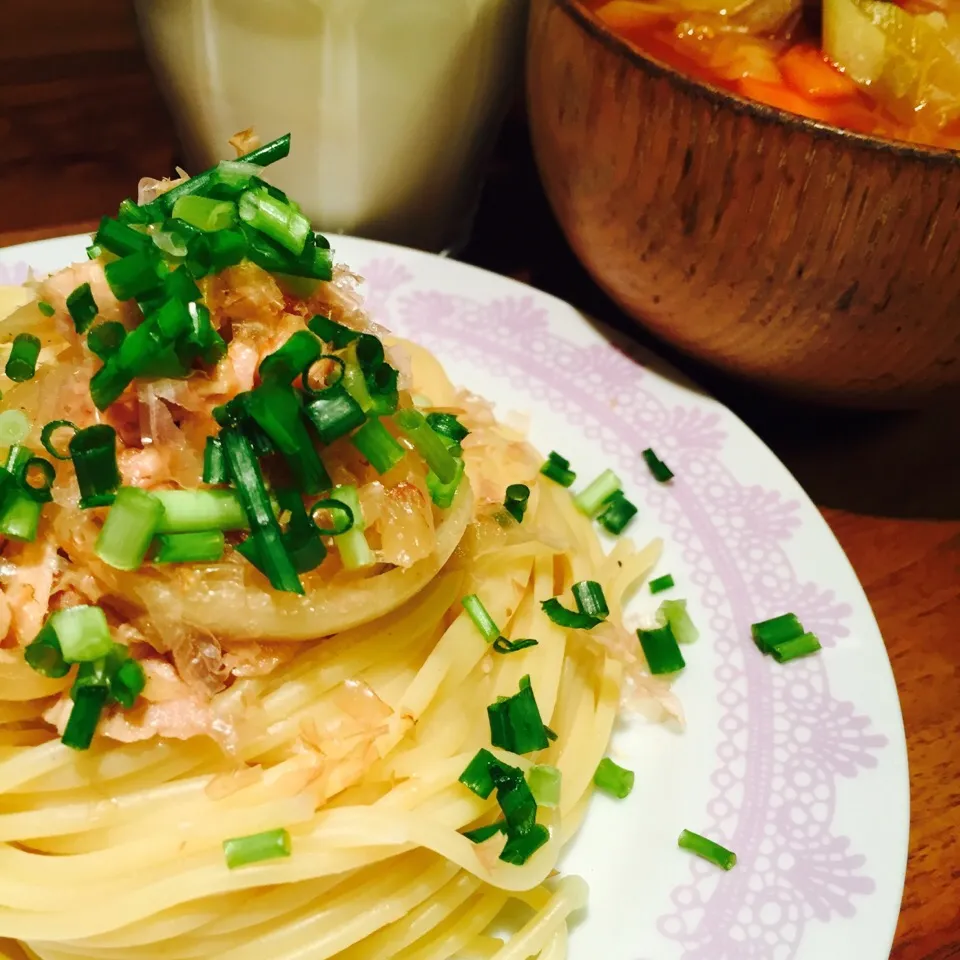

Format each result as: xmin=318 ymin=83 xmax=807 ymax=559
xmin=135 ymin=0 xmax=528 ymax=253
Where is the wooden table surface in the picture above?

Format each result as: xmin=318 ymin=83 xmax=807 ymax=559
xmin=1 ymin=2 xmax=958 ymax=956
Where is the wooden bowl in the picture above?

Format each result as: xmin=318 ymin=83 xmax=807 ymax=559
xmin=526 ymin=0 xmax=960 ymax=407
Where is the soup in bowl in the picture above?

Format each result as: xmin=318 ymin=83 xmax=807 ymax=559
xmin=526 ymin=0 xmax=960 ymax=405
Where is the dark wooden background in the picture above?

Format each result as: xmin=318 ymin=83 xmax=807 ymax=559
xmin=1 ymin=2 xmax=958 ymax=956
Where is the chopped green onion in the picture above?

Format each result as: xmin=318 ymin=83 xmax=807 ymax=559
xmin=17 ymin=456 xmax=55 ymax=503
xmin=594 ymin=757 xmax=635 ymax=799
xmin=152 ymin=228 xmax=188 ymax=258
xmin=223 ymin=827 xmax=292 ymax=869
xmin=0 ymin=488 xmax=42 ymax=541
xmin=572 ymin=580 xmax=609 ymax=619
xmin=86 ymin=244 xmax=103 ymax=260
xmin=462 ymin=594 xmax=499 ymax=643
xmin=500 ymin=823 xmax=550 ymax=865
xmin=24 ymin=622 xmax=69 ymax=678
xmin=770 ymin=633 xmax=822 ymax=663
xmin=642 ymin=448 xmax=674 ymax=483
xmin=540 ymin=597 xmax=601 ymax=630
xmin=152 ymin=489 xmax=248 ymax=533
xmin=110 ymin=654 xmax=146 ymax=709
xmin=171 ymin=195 xmax=237 ymax=232
xmin=95 ymin=487 xmax=164 ymax=571
xmin=751 ymin=613 xmax=805 ymax=654
xmin=69 ymin=425 xmax=121 ymax=509
xmin=152 ymin=530 xmax=226 ymax=564
xmin=86 ymin=322 xmax=126 ymax=362
xmin=37 ymin=300 xmax=55 ymax=318
xmin=677 ymin=829 xmax=736 ymax=870
xmin=6 ymin=333 xmax=41 ymax=382
xmin=659 ymin=599 xmax=699 ymax=644
xmin=492 ymin=636 xmax=539 ymax=655
xmin=202 ymin=437 xmax=228 ymax=485
xmin=637 ymin=623 xmax=685 ymax=675
xmin=240 ymin=133 xmax=292 ymax=168
xmin=539 ymin=451 xmax=576 ymax=487
xmin=597 ymin=490 xmax=638 ymax=535
xmin=184 ymin=302 xmax=226 ymax=366
xmin=462 ymin=821 xmax=507 ymax=844
xmin=65 ymin=283 xmax=98 ymax=334
xmin=117 ymin=197 xmax=152 ymax=224
xmin=220 ymin=426 xmax=303 ymax=595
xmin=259 ymin=330 xmax=324 ymax=384
xmin=309 ymin=497 xmax=354 ymax=536
xmin=574 ymin=469 xmax=622 ymax=517
xmin=62 ymin=685 xmax=107 ymax=751
xmin=394 ymin=409 xmax=458 ymax=484
xmin=458 ymin=747 xmax=500 ymax=799
xmin=487 ymin=675 xmax=550 ymax=754
xmin=211 ymin=159 xmax=264 ymax=193
xmin=527 ymin=765 xmax=562 ymax=808
xmin=103 ymin=251 xmax=162 ymax=302
xmin=503 ymin=483 xmax=530 ymax=523
xmin=351 ymin=418 xmax=405 ymax=474
xmin=240 ymin=225 xmax=332 ymax=281
xmin=40 ymin=420 xmax=77 ymax=461
xmin=425 ymin=457 xmax=465 ymax=510
xmin=307 ymin=314 xmax=360 ymax=348
xmin=0 ymin=409 xmax=30 ymax=446
xmin=164 ymin=265 xmax=203 ymax=304
xmin=425 ymin=412 xmax=469 ymax=444
xmin=649 ymin=574 xmax=675 ymax=594
xmin=328 ymin=484 xmax=373 ymax=570
xmin=49 ymin=605 xmax=114 ymax=662
xmin=193 ymin=227 xmax=248 ymax=275
xmin=6 ymin=444 xmax=29 ymax=474
xmin=239 ymin=187 xmax=310 ymax=255
xmin=301 ymin=355 xmax=346 ymax=396
xmin=94 ymin=216 xmax=151 ymax=257
xmin=303 ymin=387 xmax=365 ymax=445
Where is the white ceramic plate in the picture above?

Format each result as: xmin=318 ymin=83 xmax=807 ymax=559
xmin=0 ymin=235 xmax=908 ymax=960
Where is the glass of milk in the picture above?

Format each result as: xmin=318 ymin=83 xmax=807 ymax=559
xmin=135 ymin=0 xmax=528 ymax=253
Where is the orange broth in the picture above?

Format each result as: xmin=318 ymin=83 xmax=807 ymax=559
xmin=582 ymin=1 xmax=960 ymax=151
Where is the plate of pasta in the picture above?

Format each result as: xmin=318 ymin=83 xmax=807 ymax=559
xmin=0 ymin=135 xmax=906 ymax=960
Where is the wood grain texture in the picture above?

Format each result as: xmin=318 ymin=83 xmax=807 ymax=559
xmin=526 ymin=0 xmax=960 ymax=407
xmin=0 ymin=2 xmax=958 ymax=955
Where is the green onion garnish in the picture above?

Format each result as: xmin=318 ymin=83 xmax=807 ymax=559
xmin=462 ymin=821 xmax=507 ymax=844
xmin=307 ymin=314 xmax=360 ymax=348
xmin=110 ymin=654 xmax=146 ymax=709
xmin=94 ymin=216 xmax=151 ymax=257
xmin=241 ymin=133 xmax=293 ymax=168
xmin=152 ymin=530 xmax=226 ymax=564
xmin=238 ymin=187 xmax=310 ymax=255
xmin=301 ymin=354 xmax=346 ymax=396
xmin=309 ymin=497 xmax=354 ymax=536
xmin=637 ymin=623 xmax=685 ymax=675
xmin=65 ymin=283 xmax=98 ymax=334
xmin=770 ymin=633 xmax=822 ymax=663
xmin=0 ymin=409 xmax=30 ymax=446
xmin=17 ymin=456 xmax=55 ymax=503
xmin=425 ymin=412 xmax=469 ymax=444
xmin=750 ymin=613 xmax=804 ymax=654
xmin=62 ymin=685 xmax=107 ymax=751
xmin=202 ymin=437 xmax=228 ymax=485
xmin=164 ymin=265 xmax=203 ymax=304
xmin=258 ymin=330 xmax=323 ymax=385
xmin=649 ymin=574 xmax=675 ymax=594
xmin=220 ymin=426 xmax=303 ymax=595
xmin=86 ymin=243 xmax=102 ymax=260
xmin=593 ymin=757 xmax=635 ymax=799
xmin=6 ymin=333 xmax=41 ymax=382
xmin=86 ymin=322 xmax=126 ymax=361
xmin=677 ymin=829 xmax=736 ymax=871
xmin=118 ymin=198 xmax=152 ymax=224
xmin=351 ymin=417 xmax=405 ymax=474
xmin=24 ymin=622 xmax=69 ymax=678
xmin=40 ymin=420 xmax=77 ymax=461
xmin=574 ymin=469 xmax=622 ymax=517
xmin=37 ymin=300 xmax=55 ymax=317
xmin=223 ymin=828 xmax=292 ymax=870
xmin=492 ymin=636 xmax=539 ymax=655
xmin=0 ymin=488 xmax=42 ymax=541
xmin=69 ymin=425 xmax=121 ymax=509
xmin=540 ymin=597 xmax=601 ymax=630
xmin=597 ymin=490 xmax=637 ymax=535
xmin=487 ymin=675 xmax=550 ymax=754
xmin=95 ymin=487 xmax=164 ymax=571
xmin=500 ymin=823 xmax=550 ymax=865
xmin=462 ymin=594 xmax=499 ymax=643
xmin=327 ymin=484 xmax=373 ymax=570
xmin=151 ymin=489 xmax=248 ymax=533
xmin=490 ymin=763 xmax=548 ymax=865
xmin=103 ymin=251 xmax=162 ymax=302
xmin=572 ymin=580 xmax=609 ymax=619
xmin=304 ymin=387 xmax=366 ymax=445
xmin=171 ymin=195 xmax=238 ymax=233
xmin=659 ymin=599 xmax=699 ymax=644
xmin=503 ymin=483 xmax=530 ymax=523
xmin=642 ymin=448 xmax=674 ymax=483
xmin=458 ymin=747 xmax=500 ymax=799
xmin=48 ymin=605 xmax=114 ymax=663
xmin=425 ymin=457 xmax=464 ymax=510
xmin=393 ymin=409 xmax=459 ymax=484
xmin=527 ymin=764 xmax=562 ymax=808
xmin=539 ymin=451 xmax=576 ymax=487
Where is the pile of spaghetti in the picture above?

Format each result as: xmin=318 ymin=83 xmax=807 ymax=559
xmin=0 ymin=135 xmax=669 ymax=960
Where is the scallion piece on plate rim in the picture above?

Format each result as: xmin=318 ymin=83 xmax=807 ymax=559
xmin=642 ymin=447 xmax=674 ymax=483
xmin=594 ymin=757 xmax=635 ymax=799
xmin=574 ymin=469 xmax=622 ymax=518
xmin=678 ymin=829 xmax=736 ymax=871
xmin=539 ymin=451 xmax=576 ymax=487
